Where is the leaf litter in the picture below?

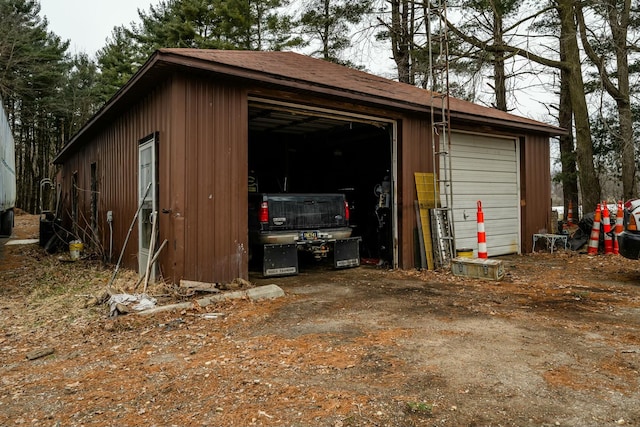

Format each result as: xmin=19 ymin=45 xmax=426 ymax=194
xmin=1 ymin=214 xmax=640 ymax=426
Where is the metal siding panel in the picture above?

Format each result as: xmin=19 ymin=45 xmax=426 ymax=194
xmin=184 ymin=82 xmax=199 ymax=280
xmin=521 ymin=134 xmax=551 ymax=252
xmin=196 ymin=82 xmax=208 ymax=280
xmin=213 ymin=84 xmax=229 ymax=279
xmin=182 ymin=77 xmax=246 ymax=284
xmin=398 ymin=115 xmax=433 ymax=269
xmin=169 ymin=76 xmax=187 ymax=283
xmin=232 ymin=88 xmax=245 ymax=277
xmin=58 ymin=81 xmax=174 ymax=276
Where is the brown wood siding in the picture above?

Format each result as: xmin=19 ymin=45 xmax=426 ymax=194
xmin=520 ymin=134 xmax=552 ymax=252
xmin=181 ymin=76 xmax=248 ymax=283
xmin=397 ymin=115 xmax=433 ymax=269
xmin=57 ymin=80 xmax=174 ymax=274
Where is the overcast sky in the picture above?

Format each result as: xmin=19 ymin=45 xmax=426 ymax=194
xmin=39 ymin=0 xmax=158 ymax=57
xmin=37 ymin=0 xmax=552 ymax=125
xmin=38 ymin=1 xmax=396 ymax=71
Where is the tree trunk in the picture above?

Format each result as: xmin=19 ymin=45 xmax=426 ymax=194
xmin=389 ymin=0 xmax=412 ymax=84
xmin=609 ymin=0 xmax=636 ymax=200
xmin=558 ymin=49 xmax=579 ymax=219
xmin=493 ymin=9 xmax=507 ymax=111
xmin=558 ymin=0 xmax=600 ymax=214
xmin=618 ymin=100 xmax=635 ymax=200
xmin=576 ymin=0 xmax=636 ymax=201
xmin=322 ymin=0 xmax=330 ymax=59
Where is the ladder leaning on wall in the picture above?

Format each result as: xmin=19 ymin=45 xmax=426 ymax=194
xmin=427 ymin=0 xmax=455 ymax=268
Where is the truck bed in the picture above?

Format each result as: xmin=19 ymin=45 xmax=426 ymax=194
xmin=248 ymin=192 xmax=359 ymax=276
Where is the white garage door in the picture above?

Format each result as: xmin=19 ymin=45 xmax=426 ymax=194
xmin=445 ymin=132 xmax=520 ymax=256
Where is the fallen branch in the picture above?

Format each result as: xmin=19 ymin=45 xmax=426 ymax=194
xmin=133 ymin=239 xmax=168 ymax=292
xmin=138 ymin=284 xmax=285 ymax=316
xmin=26 ymin=348 xmax=55 ymax=361
xmin=179 ymin=279 xmax=221 ymax=293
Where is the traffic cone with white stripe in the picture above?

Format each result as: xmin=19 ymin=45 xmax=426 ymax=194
xmin=614 ymin=200 xmax=623 ymax=255
xmin=477 ymin=200 xmax=488 ymax=259
xmin=587 ymin=204 xmax=601 ymax=255
xmin=602 ymin=201 xmax=613 ymax=255
xmin=563 ymin=200 xmax=575 ymax=232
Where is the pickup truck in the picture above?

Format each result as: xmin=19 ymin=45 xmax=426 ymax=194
xmin=618 ymin=199 xmax=640 ymax=259
xmin=248 ymin=193 xmax=361 ymax=276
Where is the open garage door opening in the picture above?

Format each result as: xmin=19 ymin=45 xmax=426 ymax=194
xmin=248 ymin=99 xmax=395 ymax=271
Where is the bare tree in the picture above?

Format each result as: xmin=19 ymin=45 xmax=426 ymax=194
xmin=376 ymin=0 xmax=417 ymax=84
xmin=444 ymin=0 xmax=602 ymax=213
xmin=576 ymin=0 xmax=637 ymax=200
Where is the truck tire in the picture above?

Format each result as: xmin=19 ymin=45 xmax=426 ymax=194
xmin=0 ymin=209 xmax=13 ymax=237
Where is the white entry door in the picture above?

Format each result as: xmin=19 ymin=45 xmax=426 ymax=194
xmin=138 ymin=135 xmax=157 ymax=277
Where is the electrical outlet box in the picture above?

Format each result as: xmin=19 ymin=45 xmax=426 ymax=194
xmin=107 ymin=211 xmax=113 ymax=223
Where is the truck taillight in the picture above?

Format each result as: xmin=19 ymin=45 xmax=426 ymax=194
xmin=344 ymin=200 xmax=350 ymax=222
xmin=628 ymin=214 xmax=638 ymax=231
xmin=259 ymin=201 xmax=269 ymax=223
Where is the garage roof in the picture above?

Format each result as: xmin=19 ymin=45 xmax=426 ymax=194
xmin=54 ymin=49 xmax=563 ymax=164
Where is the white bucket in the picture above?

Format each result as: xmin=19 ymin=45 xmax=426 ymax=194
xmin=69 ymin=240 xmax=83 ymax=260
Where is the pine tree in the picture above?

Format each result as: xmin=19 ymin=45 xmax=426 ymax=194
xmin=299 ymin=0 xmax=373 ymax=67
xmin=96 ymin=0 xmax=302 ymax=102
xmin=0 ymin=0 xmax=69 ymax=212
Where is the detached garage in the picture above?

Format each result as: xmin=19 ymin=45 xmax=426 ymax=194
xmin=53 ymin=48 xmax=562 ymax=285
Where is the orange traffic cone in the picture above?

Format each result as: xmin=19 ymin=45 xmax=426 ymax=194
xmin=602 ymin=202 xmax=613 ymax=254
xmin=477 ymin=201 xmax=487 ymax=259
xmin=614 ymin=200 xmax=623 ymax=255
xmin=587 ymin=204 xmax=601 ymax=255
xmin=567 ymin=200 xmax=574 ymax=226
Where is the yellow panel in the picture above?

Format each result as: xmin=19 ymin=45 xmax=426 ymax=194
xmin=414 ymin=173 xmax=436 ymax=270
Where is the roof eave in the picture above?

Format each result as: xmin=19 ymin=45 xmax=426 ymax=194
xmin=53 ymin=52 xmax=164 ymax=164
xmin=450 ymin=111 xmax=566 ymax=136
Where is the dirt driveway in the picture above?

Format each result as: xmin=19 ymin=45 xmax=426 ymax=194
xmin=1 ymin=214 xmax=640 ymax=426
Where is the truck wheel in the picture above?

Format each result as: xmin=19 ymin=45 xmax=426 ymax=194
xmin=0 ymin=210 xmax=13 ymax=237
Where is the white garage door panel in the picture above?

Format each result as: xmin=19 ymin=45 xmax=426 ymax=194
xmin=452 ymin=208 xmax=519 ymax=223
xmin=450 ymin=140 xmax=515 ymax=157
xmin=448 ymin=132 xmax=520 ymax=257
xmin=453 ymin=178 xmax=518 ymax=195
xmin=454 ymin=218 xmax=520 ymax=236
xmin=453 ymin=169 xmax=516 ymax=178
xmin=454 ymin=195 xmax=518 ymax=209
xmin=451 ymin=149 xmax=516 ymax=163
xmin=454 ymin=219 xmax=520 ymax=254
xmin=455 ymin=173 xmax=517 ymax=185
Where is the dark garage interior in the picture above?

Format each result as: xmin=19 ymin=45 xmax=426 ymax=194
xmin=247 ymin=101 xmax=394 ymax=265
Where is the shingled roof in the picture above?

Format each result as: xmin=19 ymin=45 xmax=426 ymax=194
xmin=157 ymin=49 xmax=561 ymax=132
xmin=55 ymin=49 xmax=562 ymax=163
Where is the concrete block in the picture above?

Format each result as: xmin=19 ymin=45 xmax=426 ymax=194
xmin=246 ymin=284 xmax=285 ymax=301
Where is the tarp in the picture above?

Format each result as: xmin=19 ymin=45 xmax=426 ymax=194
xmin=108 ymin=293 xmax=157 ymax=317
